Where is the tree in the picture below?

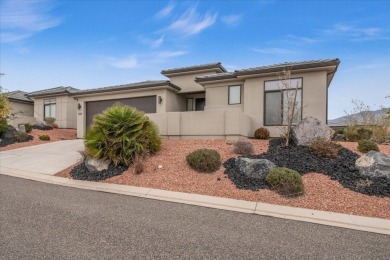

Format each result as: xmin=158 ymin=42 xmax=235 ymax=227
xmin=276 ymin=69 xmax=301 ymax=147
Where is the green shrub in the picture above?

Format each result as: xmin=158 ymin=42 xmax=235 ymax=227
xmin=44 ymin=117 xmax=56 ymax=125
xmin=309 ymin=137 xmax=340 ymax=158
xmin=233 ymin=141 xmax=254 ymax=155
xmin=358 ymin=140 xmax=379 ymax=153
xmin=254 ymin=127 xmax=270 ymax=139
xmin=0 ymin=118 xmax=8 ymax=135
xmin=39 ymin=134 xmax=50 ymax=141
xmin=345 ymin=127 xmax=360 ymax=141
xmin=266 ymin=167 xmax=304 ymax=196
xmin=333 ymin=129 xmax=345 ymax=137
xmin=25 ymin=123 xmax=33 ymax=133
xmin=84 ymin=103 xmax=161 ymax=166
xmin=357 ymin=128 xmax=373 ymax=140
xmin=15 ymin=133 xmax=29 ymax=142
xmin=186 ymin=149 xmax=221 ymax=173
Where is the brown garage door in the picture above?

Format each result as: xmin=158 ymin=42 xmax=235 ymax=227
xmin=86 ymin=96 xmax=156 ymax=127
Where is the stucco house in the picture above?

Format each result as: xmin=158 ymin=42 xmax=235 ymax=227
xmin=27 ymin=58 xmax=340 ymax=139
xmin=7 ymin=91 xmax=36 ymax=127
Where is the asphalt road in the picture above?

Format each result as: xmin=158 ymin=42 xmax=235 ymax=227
xmin=1 ymin=175 xmax=389 ymax=260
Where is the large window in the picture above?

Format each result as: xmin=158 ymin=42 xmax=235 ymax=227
xmin=44 ymin=98 xmax=56 ymax=118
xmin=228 ymin=85 xmax=241 ymax=105
xmin=264 ymin=78 xmax=302 ymax=126
xmin=186 ymin=98 xmax=194 ymax=111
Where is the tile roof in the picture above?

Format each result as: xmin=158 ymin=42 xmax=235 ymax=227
xmin=28 ymin=86 xmax=79 ymax=97
xmin=71 ymin=80 xmax=180 ymax=96
xmin=196 ymin=58 xmax=340 ymax=82
xmin=8 ymin=90 xmax=33 ymax=103
xmin=161 ymin=62 xmax=227 ymax=75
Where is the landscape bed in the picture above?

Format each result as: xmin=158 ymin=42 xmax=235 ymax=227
xmin=0 ymin=129 xmax=77 ymax=151
xmin=56 ymin=139 xmax=390 ymax=220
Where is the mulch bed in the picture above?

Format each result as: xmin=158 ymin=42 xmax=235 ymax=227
xmin=70 ymin=163 xmax=128 ymax=181
xmin=224 ymin=138 xmax=389 ymax=197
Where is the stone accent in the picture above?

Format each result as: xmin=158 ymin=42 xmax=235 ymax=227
xmin=235 ymin=158 xmax=276 ymax=179
xmin=18 ymin=125 xmax=26 ymax=134
xmin=2 ymin=125 xmax=18 ymax=139
xmin=85 ymin=157 xmax=110 ymax=172
xmin=292 ymin=117 xmax=332 ymax=146
xmin=356 ymin=151 xmax=390 ymax=179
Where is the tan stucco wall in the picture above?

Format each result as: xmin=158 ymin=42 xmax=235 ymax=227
xmin=202 ymin=71 xmax=328 ymax=137
xmin=75 ymin=87 xmax=181 ymax=138
xmin=10 ymin=101 xmax=34 ymax=117
xmin=168 ymin=71 xmax=217 ymax=93
xmin=32 ymin=95 xmax=77 ymax=129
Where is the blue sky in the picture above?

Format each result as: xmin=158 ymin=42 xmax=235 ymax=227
xmin=1 ymin=0 xmax=389 ymax=119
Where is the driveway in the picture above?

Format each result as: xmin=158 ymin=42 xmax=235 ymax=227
xmin=0 ymin=139 xmax=83 ymax=175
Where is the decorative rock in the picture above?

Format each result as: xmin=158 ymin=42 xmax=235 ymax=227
xmin=235 ymin=158 xmax=276 ymax=179
xmin=333 ymin=134 xmax=345 ymax=141
xmin=85 ymin=157 xmax=110 ymax=172
xmin=292 ymin=117 xmax=332 ymax=146
xmin=18 ymin=124 xmax=26 ymax=134
xmin=356 ymin=151 xmax=390 ymax=179
xmin=33 ymin=122 xmax=53 ymax=130
xmin=2 ymin=125 xmax=18 ymax=139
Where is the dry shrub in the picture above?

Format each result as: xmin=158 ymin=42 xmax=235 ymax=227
xmin=233 ymin=141 xmax=254 ymax=156
xmin=309 ymin=137 xmax=340 ymax=158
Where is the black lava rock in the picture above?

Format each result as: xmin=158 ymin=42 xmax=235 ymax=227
xmin=33 ymin=122 xmax=53 ymax=130
xmin=223 ymin=138 xmax=389 ymax=197
xmin=0 ymin=135 xmax=34 ymax=147
xmin=70 ymin=163 xmax=128 ymax=181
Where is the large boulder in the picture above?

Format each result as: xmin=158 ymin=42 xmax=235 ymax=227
xmin=2 ymin=125 xmax=18 ymax=139
xmin=18 ymin=124 xmax=26 ymax=134
xmin=33 ymin=122 xmax=53 ymax=130
xmin=85 ymin=157 xmax=110 ymax=172
xmin=292 ymin=117 xmax=332 ymax=146
xmin=235 ymin=158 xmax=276 ymax=179
xmin=355 ymin=151 xmax=390 ymax=179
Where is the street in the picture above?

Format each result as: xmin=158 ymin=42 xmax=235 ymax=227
xmin=1 ymin=175 xmax=389 ymax=259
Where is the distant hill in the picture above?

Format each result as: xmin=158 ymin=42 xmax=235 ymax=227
xmin=329 ymin=108 xmax=389 ymax=126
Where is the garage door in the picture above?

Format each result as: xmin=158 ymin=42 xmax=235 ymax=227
xmin=86 ymin=96 xmax=156 ymax=127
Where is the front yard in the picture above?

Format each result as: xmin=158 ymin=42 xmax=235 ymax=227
xmin=56 ymin=139 xmax=390 ymax=220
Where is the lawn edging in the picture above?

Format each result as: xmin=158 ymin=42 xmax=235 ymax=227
xmin=1 ymin=166 xmax=389 ymax=235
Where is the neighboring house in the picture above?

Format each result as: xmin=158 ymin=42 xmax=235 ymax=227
xmin=27 ymin=86 xmax=79 ymax=129
xmin=25 ymin=58 xmax=340 ymax=139
xmin=7 ymin=91 xmax=36 ymax=127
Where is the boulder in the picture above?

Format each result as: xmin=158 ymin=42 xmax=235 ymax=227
xmin=2 ymin=125 xmax=18 ymax=139
xmin=33 ymin=122 xmax=53 ymax=130
xmin=85 ymin=157 xmax=110 ymax=172
xmin=235 ymin=158 xmax=276 ymax=179
xmin=18 ymin=124 xmax=26 ymax=134
xmin=355 ymin=151 xmax=390 ymax=179
xmin=292 ymin=117 xmax=332 ymax=146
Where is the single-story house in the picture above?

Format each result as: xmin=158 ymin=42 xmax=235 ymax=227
xmin=27 ymin=86 xmax=79 ymax=129
xmin=26 ymin=58 xmax=340 ymax=139
xmin=7 ymin=91 xmax=36 ymax=127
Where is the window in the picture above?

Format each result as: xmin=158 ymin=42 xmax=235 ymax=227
xmin=186 ymin=98 xmax=194 ymax=111
xmin=195 ymin=98 xmax=205 ymax=111
xmin=264 ymin=78 xmax=302 ymax=126
xmin=228 ymin=85 xmax=241 ymax=105
xmin=44 ymin=98 xmax=56 ymax=118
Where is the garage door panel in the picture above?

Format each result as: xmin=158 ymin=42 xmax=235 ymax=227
xmin=86 ymin=96 xmax=156 ymax=127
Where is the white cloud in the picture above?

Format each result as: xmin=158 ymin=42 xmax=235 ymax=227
xmin=323 ymin=24 xmax=387 ymax=41
xmin=155 ymin=3 xmax=175 ymax=19
xmin=221 ymin=15 xmax=242 ymax=27
xmin=151 ymin=35 xmax=164 ymax=48
xmin=108 ymin=55 xmax=138 ymax=69
xmin=284 ymin=34 xmax=319 ymax=44
xmin=252 ymin=47 xmax=295 ymax=55
xmin=0 ymin=0 xmax=62 ymax=43
xmin=166 ymin=6 xmax=217 ymax=36
xmin=156 ymin=50 xmax=187 ymax=59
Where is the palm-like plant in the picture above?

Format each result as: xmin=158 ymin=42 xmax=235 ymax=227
xmin=84 ymin=103 xmax=161 ymax=166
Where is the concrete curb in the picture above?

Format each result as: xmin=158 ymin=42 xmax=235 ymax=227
xmin=1 ymin=166 xmax=389 ymax=235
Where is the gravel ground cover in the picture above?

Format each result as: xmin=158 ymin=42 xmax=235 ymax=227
xmin=224 ymin=138 xmax=389 ymax=197
xmin=70 ymin=163 xmax=128 ymax=181
xmin=56 ymin=139 xmax=390 ymax=219
xmin=0 ymin=129 xmax=77 ymax=151
xmin=0 ymin=135 xmax=34 ymax=147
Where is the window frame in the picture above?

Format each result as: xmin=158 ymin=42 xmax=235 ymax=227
xmin=228 ymin=85 xmax=241 ymax=105
xmin=263 ymin=77 xmax=303 ymax=126
xmin=43 ymin=98 xmax=56 ymax=118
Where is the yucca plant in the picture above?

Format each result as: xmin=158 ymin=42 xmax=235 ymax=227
xmin=84 ymin=103 xmax=161 ymax=166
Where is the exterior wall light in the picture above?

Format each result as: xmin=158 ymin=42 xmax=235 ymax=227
xmin=158 ymin=96 xmax=163 ymax=104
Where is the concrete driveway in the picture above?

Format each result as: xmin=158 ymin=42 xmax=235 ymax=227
xmin=0 ymin=139 xmax=83 ymax=175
